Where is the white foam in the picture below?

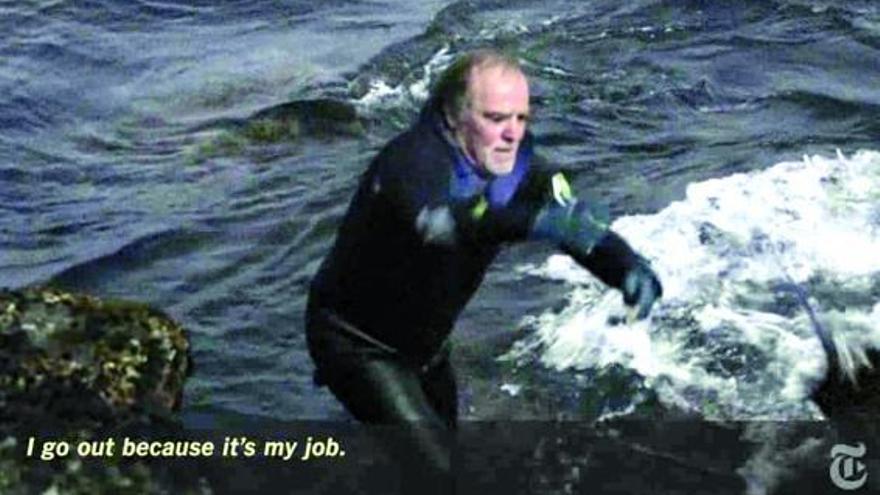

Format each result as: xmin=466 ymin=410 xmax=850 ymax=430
xmin=508 ymin=150 xmax=880 ymax=419
xmin=354 ymin=46 xmax=455 ymax=113
xmin=500 ymin=383 xmax=522 ymax=397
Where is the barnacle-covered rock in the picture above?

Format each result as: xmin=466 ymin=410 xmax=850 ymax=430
xmin=0 ymin=286 xmax=199 ymax=494
xmin=0 ymin=286 xmax=190 ymax=429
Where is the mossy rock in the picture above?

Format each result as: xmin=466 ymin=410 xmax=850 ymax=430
xmin=187 ymin=98 xmax=365 ymax=164
xmin=245 ymin=98 xmax=364 ymax=139
xmin=0 ymin=286 xmax=200 ymax=494
xmin=0 ymin=286 xmax=190 ymax=427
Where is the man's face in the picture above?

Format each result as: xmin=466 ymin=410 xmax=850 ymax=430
xmin=453 ymin=65 xmax=530 ymax=177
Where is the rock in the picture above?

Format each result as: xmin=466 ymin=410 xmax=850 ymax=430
xmin=811 ymin=347 xmax=880 ymax=419
xmin=246 ymin=98 xmax=364 ymax=139
xmin=0 ymin=286 xmax=199 ymax=494
xmin=0 ymin=286 xmax=190 ymax=427
xmin=186 ymin=97 xmax=366 ymax=164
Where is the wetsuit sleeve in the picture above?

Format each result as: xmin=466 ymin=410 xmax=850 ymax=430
xmin=522 ymin=170 xmax=663 ymax=318
xmin=563 ymin=230 xmax=641 ymax=289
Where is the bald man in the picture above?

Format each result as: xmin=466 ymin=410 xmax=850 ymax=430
xmin=305 ymin=49 xmax=662 ymax=484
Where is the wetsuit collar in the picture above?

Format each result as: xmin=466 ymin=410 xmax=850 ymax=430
xmin=449 ymin=144 xmax=531 ymax=208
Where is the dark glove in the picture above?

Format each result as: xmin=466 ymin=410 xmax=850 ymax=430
xmin=622 ymin=261 xmax=663 ymax=321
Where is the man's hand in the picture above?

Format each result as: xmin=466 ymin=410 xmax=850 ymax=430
xmin=622 ymin=261 xmax=663 ymax=322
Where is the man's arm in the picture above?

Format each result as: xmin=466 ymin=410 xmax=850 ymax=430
xmin=562 ymin=230 xmax=663 ymax=320
xmin=528 ymin=173 xmax=663 ymax=320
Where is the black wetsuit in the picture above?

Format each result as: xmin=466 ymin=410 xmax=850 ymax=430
xmin=305 ymin=102 xmax=647 ymax=485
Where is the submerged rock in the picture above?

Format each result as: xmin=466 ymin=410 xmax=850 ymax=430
xmin=246 ymin=98 xmax=364 ymax=139
xmin=187 ymin=98 xmax=366 ymax=164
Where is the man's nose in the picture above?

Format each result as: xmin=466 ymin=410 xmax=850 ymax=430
xmin=502 ymin=120 xmax=524 ymax=142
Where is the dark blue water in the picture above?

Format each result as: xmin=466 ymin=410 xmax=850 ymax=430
xmin=2 ymin=0 xmax=878 ymax=422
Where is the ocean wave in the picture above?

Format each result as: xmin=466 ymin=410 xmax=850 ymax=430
xmin=48 ymin=228 xmax=214 ymax=291
xmin=508 ymin=149 xmax=880 ymax=420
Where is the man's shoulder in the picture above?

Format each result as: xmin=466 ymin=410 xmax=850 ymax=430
xmin=519 ymin=146 xmax=555 ymax=182
xmin=372 ymin=116 xmax=452 ymax=180
xmin=514 ymin=147 xmax=573 ymax=204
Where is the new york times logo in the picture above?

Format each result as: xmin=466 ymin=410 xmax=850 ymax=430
xmin=830 ymin=443 xmax=868 ymax=490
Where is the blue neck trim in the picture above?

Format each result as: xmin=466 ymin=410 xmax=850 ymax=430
xmin=449 ymin=140 xmax=531 ymax=209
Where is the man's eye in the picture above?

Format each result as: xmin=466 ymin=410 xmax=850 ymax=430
xmin=485 ymin=113 xmax=506 ymax=123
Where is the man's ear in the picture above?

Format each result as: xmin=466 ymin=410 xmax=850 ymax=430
xmin=442 ymin=103 xmax=459 ymax=131
xmin=443 ymin=106 xmax=457 ymax=130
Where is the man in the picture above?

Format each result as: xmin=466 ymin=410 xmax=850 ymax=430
xmin=306 ymin=49 xmax=662 ymax=482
